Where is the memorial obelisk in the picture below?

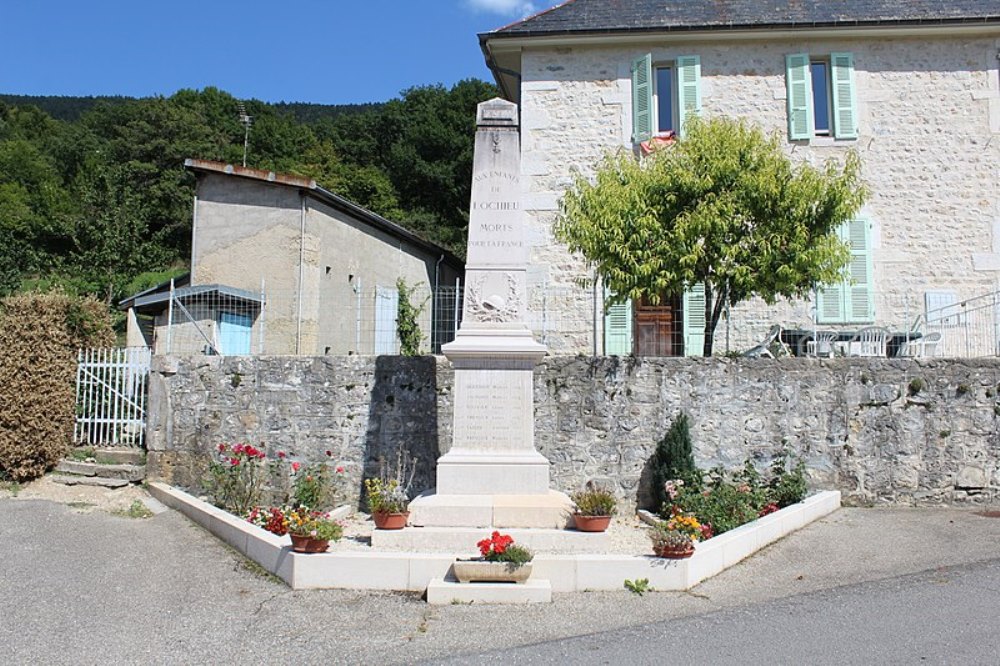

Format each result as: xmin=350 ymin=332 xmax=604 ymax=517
xmin=408 ymin=98 xmax=573 ymax=528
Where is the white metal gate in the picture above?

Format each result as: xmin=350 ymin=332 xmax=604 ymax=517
xmin=74 ymin=347 xmax=151 ymax=447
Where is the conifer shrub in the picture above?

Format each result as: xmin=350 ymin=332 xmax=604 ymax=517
xmin=649 ymin=412 xmax=698 ymax=511
xmin=0 ymin=292 xmax=113 ymax=481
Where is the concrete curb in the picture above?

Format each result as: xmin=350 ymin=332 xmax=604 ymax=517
xmin=147 ymin=482 xmax=841 ymax=592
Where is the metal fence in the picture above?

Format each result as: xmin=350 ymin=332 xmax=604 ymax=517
xmin=146 ymin=278 xmax=1000 ymax=359
xmin=74 ymin=347 xmax=151 ymax=447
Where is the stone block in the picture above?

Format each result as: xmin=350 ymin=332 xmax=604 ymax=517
xmin=426 ymin=578 xmax=552 ymax=605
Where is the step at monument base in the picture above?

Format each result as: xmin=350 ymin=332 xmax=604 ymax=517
xmin=371 ymin=525 xmax=608 ymax=553
xmin=426 ymin=578 xmax=552 ymax=605
xmin=406 ymin=489 xmax=574 ymax=529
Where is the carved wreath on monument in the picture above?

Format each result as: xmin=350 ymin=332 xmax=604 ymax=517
xmin=467 ymin=273 xmax=521 ymax=323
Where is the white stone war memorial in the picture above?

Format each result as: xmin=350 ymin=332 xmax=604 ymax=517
xmin=407 ymin=98 xmax=574 ymax=529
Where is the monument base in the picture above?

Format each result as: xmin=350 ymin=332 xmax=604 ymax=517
xmin=435 ymin=449 xmax=553 ymax=495
xmin=407 ymin=489 xmax=574 ymax=529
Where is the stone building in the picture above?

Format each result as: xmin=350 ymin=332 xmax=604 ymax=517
xmin=479 ymin=0 xmax=1000 ymax=356
xmin=121 ymin=160 xmax=463 ymax=355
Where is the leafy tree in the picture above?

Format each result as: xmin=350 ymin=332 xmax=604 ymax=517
xmin=555 ymin=116 xmax=868 ymax=355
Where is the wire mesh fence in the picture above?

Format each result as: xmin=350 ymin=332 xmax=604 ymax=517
xmin=140 ymin=278 xmax=1000 ymax=359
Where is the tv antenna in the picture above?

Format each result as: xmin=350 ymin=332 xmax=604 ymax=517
xmin=237 ymin=102 xmax=253 ymax=167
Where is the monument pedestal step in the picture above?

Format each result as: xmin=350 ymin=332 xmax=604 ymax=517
xmin=426 ymin=578 xmax=551 ymax=605
xmin=371 ymin=525 xmax=608 ymax=553
xmin=407 ymin=489 xmax=574 ymax=529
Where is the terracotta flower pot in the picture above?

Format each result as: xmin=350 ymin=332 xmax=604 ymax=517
xmin=452 ymin=559 xmax=533 ymax=584
xmin=290 ymin=533 xmax=329 ymax=553
xmin=653 ymin=542 xmax=695 ymax=559
xmin=373 ymin=511 xmax=409 ymax=530
xmin=573 ymin=514 xmax=612 ymax=532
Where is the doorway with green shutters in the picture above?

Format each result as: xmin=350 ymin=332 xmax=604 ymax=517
xmin=603 ymin=284 xmax=706 ymax=357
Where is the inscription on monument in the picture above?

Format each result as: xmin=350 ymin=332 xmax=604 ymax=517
xmin=453 ymin=377 xmax=528 ymax=452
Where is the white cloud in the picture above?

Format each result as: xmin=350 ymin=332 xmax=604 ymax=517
xmin=466 ymin=0 xmax=538 ymax=18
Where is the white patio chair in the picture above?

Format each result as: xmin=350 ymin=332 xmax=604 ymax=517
xmin=804 ymin=331 xmax=838 ymax=357
xmin=848 ymin=326 xmax=891 ymax=357
xmin=899 ymin=331 xmax=942 ymax=358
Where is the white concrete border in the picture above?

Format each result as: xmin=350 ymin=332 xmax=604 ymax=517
xmin=147 ymin=483 xmax=840 ymax=592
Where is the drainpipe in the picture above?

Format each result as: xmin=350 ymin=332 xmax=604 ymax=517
xmin=433 ymin=254 xmax=444 ymax=351
xmin=296 ymin=193 xmax=306 ymax=355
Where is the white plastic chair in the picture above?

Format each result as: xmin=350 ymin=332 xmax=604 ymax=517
xmin=805 ymin=331 xmax=838 ymax=357
xmin=743 ymin=325 xmax=782 ymax=358
xmin=899 ymin=331 xmax=942 ymax=358
xmin=848 ymin=326 xmax=891 ymax=357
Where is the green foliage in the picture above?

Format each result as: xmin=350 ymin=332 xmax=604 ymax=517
xmin=396 ymin=278 xmax=428 ymax=356
xmin=113 ymin=499 xmax=154 ymax=519
xmin=555 ymin=115 xmax=869 ymax=355
xmin=571 ymin=482 xmax=618 ymax=517
xmin=674 ymin=473 xmax=759 ymax=535
xmin=649 ymin=412 xmax=697 ymax=510
xmin=908 ymin=377 xmax=926 ymax=396
xmin=624 ymin=578 xmax=651 ymax=596
xmin=0 ymin=81 xmax=498 ymax=308
xmin=768 ymin=452 xmax=808 ymax=508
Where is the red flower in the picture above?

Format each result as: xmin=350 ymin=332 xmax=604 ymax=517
xmin=230 ymin=457 xmax=240 ymax=466
xmin=277 ymin=451 xmax=286 ymax=459
xmin=217 ymin=443 xmax=226 ymax=453
xmin=335 ymin=466 xmax=345 ymax=474
xmin=233 ymin=443 xmax=244 ymax=454
xmin=244 ymin=445 xmax=258 ymax=457
xmin=291 ymin=462 xmax=301 ymax=473
xmin=700 ymin=523 xmax=714 ymax=540
xmin=325 ymin=450 xmax=332 ymax=457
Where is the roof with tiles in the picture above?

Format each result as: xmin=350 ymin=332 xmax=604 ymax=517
xmin=487 ymin=0 xmax=1000 ymax=37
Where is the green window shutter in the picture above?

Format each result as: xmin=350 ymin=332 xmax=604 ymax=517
xmin=631 ymin=53 xmax=653 ymax=143
xmin=604 ymin=289 xmax=633 ymax=355
xmin=682 ymin=282 xmax=706 ymax=356
xmin=817 ymin=222 xmax=848 ymax=324
xmin=846 ymin=218 xmax=874 ymax=322
xmin=830 ymin=52 xmax=858 ymax=139
xmin=675 ymin=55 xmax=701 ymax=139
xmin=785 ymin=53 xmax=813 ymax=140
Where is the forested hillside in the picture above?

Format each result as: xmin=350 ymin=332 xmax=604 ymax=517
xmin=0 ymin=80 xmax=496 ymax=306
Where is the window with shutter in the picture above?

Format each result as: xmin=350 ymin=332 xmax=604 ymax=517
xmin=830 ymin=52 xmax=858 ymax=139
xmin=675 ymin=56 xmax=701 ymax=139
xmin=787 ymin=52 xmax=857 ymax=140
xmin=631 ymin=54 xmax=653 ymax=144
xmin=817 ymin=219 xmax=873 ymax=324
xmin=785 ymin=53 xmax=813 ymax=140
xmin=682 ymin=283 xmax=706 ymax=356
xmin=604 ymin=288 xmax=633 ymax=355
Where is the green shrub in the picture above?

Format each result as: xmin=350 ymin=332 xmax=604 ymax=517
xmin=650 ymin=412 xmax=698 ymax=510
xmin=572 ymin=482 xmax=617 ymax=517
xmin=768 ymin=451 xmax=808 ymax=508
xmin=674 ymin=478 xmax=758 ymax=535
xmin=0 ymin=292 xmax=113 ymax=482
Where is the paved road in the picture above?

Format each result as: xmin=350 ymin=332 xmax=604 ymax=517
xmin=428 ymin=559 xmax=1000 ymax=665
xmin=3 ymin=498 xmax=1000 ymax=665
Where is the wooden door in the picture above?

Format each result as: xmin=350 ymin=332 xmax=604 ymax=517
xmin=635 ymin=294 xmax=683 ymax=356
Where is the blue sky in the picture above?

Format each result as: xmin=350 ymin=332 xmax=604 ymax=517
xmin=0 ymin=0 xmax=551 ymax=105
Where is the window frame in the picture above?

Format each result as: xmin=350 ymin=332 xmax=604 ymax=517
xmin=653 ymin=64 xmax=677 ymax=135
xmin=810 ymin=59 xmax=833 ymax=137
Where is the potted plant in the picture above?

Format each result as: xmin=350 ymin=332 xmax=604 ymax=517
xmin=365 ymin=478 xmax=410 ymax=529
xmin=286 ymin=506 xmax=343 ymax=553
xmin=365 ymin=451 xmax=417 ymax=530
xmin=452 ymin=531 xmax=534 ymax=584
xmin=571 ymin=482 xmax=617 ymax=532
xmin=650 ymin=510 xmax=703 ymax=559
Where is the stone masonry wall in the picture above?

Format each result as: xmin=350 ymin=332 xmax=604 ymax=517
xmin=148 ymin=355 xmax=1000 ymax=508
xmin=518 ymin=34 xmax=1000 ymax=353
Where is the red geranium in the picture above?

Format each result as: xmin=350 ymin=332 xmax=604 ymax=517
xmin=477 ymin=530 xmax=514 ymax=558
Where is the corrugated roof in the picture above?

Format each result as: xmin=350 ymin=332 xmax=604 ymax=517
xmin=488 ymin=0 xmax=1000 ymax=37
xmin=122 ymin=283 xmax=262 ymax=313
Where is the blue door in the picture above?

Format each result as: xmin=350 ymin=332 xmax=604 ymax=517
xmin=219 ymin=311 xmax=253 ymax=355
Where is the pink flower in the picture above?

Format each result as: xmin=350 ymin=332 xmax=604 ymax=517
xmin=233 ymin=443 xmax=244 ymax=454
xmin=335 ymin=466 xmax=345 ymax=474
xmin=291 ymin=462 xmax=301 ymax=473
xmin=230 ymin=457 xmax=240 ymax=466
xmin=277 ymin=451 xmax=286 ymax=459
